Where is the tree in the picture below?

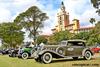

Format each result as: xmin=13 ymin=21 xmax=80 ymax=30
xmin=36 ymin=35 xmax=48 ymax=45
xmin=0 ymin=22 xmax=24 ymax=48
xmin=72 ymin=32 xmax=90 ymax=40
xmin=49 ymin=30 xmax=73 ymax=44
xmin=90 ymin=0 xmax=100 ymax=45
xmin=14 ymin=6 xmax=48 ymax=43
xmin=91 ymin=0 xmax=100 ymax=15
xmin=89 ymin=18 xmax=96 ymax=25
xmin=87 ymin=21 xmax=100 ymax=45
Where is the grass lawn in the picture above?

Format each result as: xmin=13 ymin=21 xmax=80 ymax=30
xmin=0 ymin=54 xmax=100 ymax=67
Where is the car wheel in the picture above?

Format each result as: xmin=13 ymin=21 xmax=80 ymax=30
xmin=9 ymin=54 xmax=11 ymax=57
xmin=84 ymin=51 xmax=92 ymax=60
xmin=22 ymin=53 xmax=29 ymax=59
xmin=41 ymin=53 xmax=52 ymax=64
xmin=12 ymin=53 xmax=16 ymax=57
xmin=73 ymin=57 xmax=78 ymax=60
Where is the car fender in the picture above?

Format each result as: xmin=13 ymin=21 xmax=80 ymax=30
xmin=38 ymin=50 xmax=66 ymax=58
xmin=22 ymin=51 xmax=31 ymax=56
xmin=82 ymin=48 xmax=93 ymax=56
xmin=38 ymin=50 xmax=57 ymax=55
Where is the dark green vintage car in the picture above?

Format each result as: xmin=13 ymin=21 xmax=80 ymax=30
xmin=33 ymin=40 xmax=94 ymax=64
xmin=18 ymin=47 xmax=34 ymax=59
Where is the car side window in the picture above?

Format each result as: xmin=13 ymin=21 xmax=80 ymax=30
xmin=77 ymin=42 xmax=85 ymax=46
xmin=60 ymin=41 xmax=67 ymax=45
xmin=67 ymin=42 xmax=73 ymax=46
xmin=67 ymin=42 xmax=85 ymax=46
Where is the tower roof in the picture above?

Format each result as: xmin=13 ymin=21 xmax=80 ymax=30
xmin=61 ymin=1 xmax=65 ymax=7
xmin=61 ymin=1 xmax=64 ymax=5
xmin=60 ymin=1 xmax=65 ymax=11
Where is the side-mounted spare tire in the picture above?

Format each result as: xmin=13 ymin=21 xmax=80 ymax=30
xmin=41 ymin=52 xmax=52 ymax=64
xmin=56 ymin=47 xmax=65 ymax=55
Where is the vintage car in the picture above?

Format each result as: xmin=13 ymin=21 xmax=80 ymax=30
xmin=17 ymin=42 xmax=35 ymax=59
xmin=1 ymin=48 xmax=12 ymax=55
xmin=18 ymin=47 xmax=33 ymax=59
xmin=32 ymin=40 xmax=94 ymax=64
xmin=91 ymin=44 xmax=100 ymax=53
xmin=9 ymin=49 xmax=19 ymax=57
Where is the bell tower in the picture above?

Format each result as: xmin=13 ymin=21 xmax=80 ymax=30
xmin=61 ymin=2 xmax=65 ymax=12
xmin=57 ymin=1 xmax=69 ymax=31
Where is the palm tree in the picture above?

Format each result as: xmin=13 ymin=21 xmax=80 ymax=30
xmin=89 ymin=18 xmax=96 ymax=26
xmin=96 ymin=9 xmax=100 ymax=16
xmin=91 ymin=0 xmax=100 ymax=15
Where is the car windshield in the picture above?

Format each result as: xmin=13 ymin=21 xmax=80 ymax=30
xmin=59 ymin=41 xmax=67 ymax=45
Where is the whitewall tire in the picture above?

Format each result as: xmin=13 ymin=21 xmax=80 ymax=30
xmin=84 ymin=51 xmax=92 ymax=60
xmin=41 ymin=53 xmax=52 ymax=64
xmin=22 ymin=53 xmax=29 ymax=59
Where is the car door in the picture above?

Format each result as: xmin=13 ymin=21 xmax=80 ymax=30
xmin=65 ymin=42 xmax=75 ymax=56
xmin=72 ymin=41 xmax=85 ymax=56
xmin=65 ymin=41 xmax=85 ymax=56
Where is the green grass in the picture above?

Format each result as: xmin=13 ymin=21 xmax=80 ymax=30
xmin=0 ymin=55 xmax=100 ymax=67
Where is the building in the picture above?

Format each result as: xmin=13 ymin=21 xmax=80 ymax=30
xmin=74 ymin=27 xmax=94 ymax=33
xmin=52 ymin=2 xmax=94 ymax=34
xmin=57 ymin=2 xmax=69 ymax=32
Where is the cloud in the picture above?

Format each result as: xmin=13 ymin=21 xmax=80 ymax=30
xmin=63 ymin=0 xmax=100 ymax=27
xmin=0 ymin=0 xmax=60 ymax=34
xmin=0 ymin=7 xmax=12 ymax=22
xmin=0 ymin=0 xmax=100 ymax=36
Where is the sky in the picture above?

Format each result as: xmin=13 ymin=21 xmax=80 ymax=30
xmin=0 ymin=0 xmax=100 ymax=36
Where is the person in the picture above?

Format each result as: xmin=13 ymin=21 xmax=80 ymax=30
xmin=39 ymin=42 xmax=45 ymax=50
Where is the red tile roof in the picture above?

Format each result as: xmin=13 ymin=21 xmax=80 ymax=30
xmin=74 ymin=27 xmax=94 ymax=31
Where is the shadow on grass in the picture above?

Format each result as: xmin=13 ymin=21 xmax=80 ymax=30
xmin=51 ymin=58 xmax=94 ymax=63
